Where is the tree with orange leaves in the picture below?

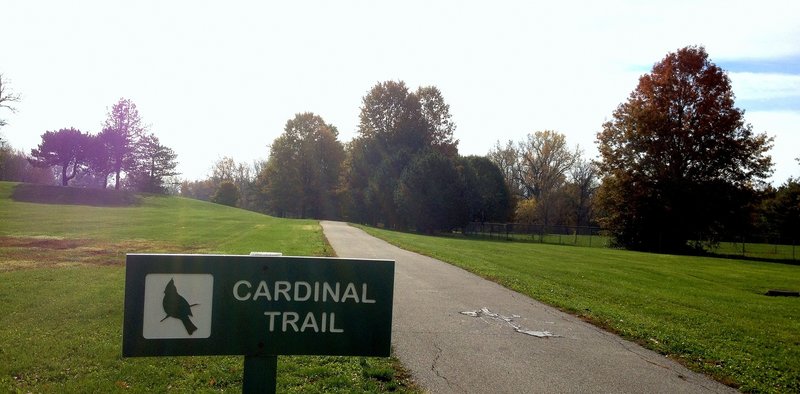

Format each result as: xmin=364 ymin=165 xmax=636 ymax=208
xmin=596 ymin=46 xmax=773 ymax=252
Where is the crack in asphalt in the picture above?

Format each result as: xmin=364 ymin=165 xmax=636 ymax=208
xmin=431 ymin=342 xmax=465 ymax=393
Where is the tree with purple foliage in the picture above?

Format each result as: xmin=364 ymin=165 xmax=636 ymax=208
xmin=84 ymin=131 xmax=114 ymax=188
xmin=102 ymin=98 xmax=146 ymax=190
xmin=29 ymin=128 xmax=89 ymax=186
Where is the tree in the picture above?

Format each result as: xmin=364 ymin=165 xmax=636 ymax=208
xmin=29 ymin=128 xmax=90 ymax=186
xmin=260 ymin=113 xmax=345 ymax=218
xmin=0 ymin=135 xmax=7 ymax=176
xmin=516 ymin=131 xmax=577 ymax=200
xmin=487 ymin=140 xmax=521 ymax=197
xmin=102 ymin=98 xmax=146 ymax=190
xmin=596 ymin=46 xmax=773 ymax=252
xmin=127 ymin=134 xmax=179 ymax=193
xmin=564 ymin=157 xmax=598 ymax=227
xmin=211 ymin=156 xmax=237 ymax=184
xmin=762 ymin=179 xmax=800 ymax=243
xmin=344 ymin=81 xmax=459 ymax=226
xmin=1 ymin=74 xmax=21 ymax=174
xmin=417 ymin=86 xmax=458 ymax=157
xmin=358 ymin=81 xmax=429 ymax=152
xmin=394 ymin=149 xmax=467 ymax=233
xmin=180 ymin=179 xmax=216 ymax=201
xmin=514 ymin=198 xmax=538 ymax=224
xmin=234 ymin=161 xmax=256 ymax=211
xmin=259 ymin=138 xmax=301 ymax=217
xmin=1 ymin=146 xmax=56 ymax=184
xmin=205 ymin=157 xmax=260 ymax=210
xmin=83 ymin=131 xmax=114 ymax=188
xmin=0 ymin=74 xmax=21 ymax=129
xmin=212 ymin=181 xmax=240 ymax=207
xmin=460 ymin=155 xmax=512 ymax=223
xmin=515 ymin=130 xmax=578 ymax=225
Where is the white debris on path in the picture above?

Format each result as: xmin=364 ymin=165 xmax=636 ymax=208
xmin=460 ymin=307 xmax=560 ymax=338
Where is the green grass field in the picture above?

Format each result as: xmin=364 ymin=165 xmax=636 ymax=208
xmin=357 ymin=225 xmax=800 ymax=393
xmin=0 ymin=182 xmax=416 ymax=393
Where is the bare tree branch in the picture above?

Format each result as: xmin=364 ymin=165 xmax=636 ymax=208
xmin=0 ymin=74 xmax=22 ymax=128
xmin=0 ymin=74 xmax=21 ymax=112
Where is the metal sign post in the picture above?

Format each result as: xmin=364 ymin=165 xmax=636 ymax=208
xmin=122 ymin=254 xmax=395 ymax=393
xmin=243 ymin=355 xmax=277 ymax=393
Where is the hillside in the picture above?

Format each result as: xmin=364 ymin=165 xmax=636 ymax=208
xmin=0 ymin=182 xmax=414 ymax=392
xmin=0 ymin=182 xmax=329 ymax=258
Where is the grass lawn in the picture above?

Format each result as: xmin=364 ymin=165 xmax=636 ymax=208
xmin=0 ymin=182 xmax=417 ymax=393
xmin=357 ymin=225 xmax=800 ymax=393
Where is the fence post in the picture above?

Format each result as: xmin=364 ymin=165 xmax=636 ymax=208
xmin=742 ymin=236 xmax=746 ymax=256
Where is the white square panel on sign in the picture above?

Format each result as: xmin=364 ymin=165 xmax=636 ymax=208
xmin=143 ymin=274 xmax=214 ymax=339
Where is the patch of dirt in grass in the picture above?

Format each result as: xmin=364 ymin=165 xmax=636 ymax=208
xmin=0 ymin=236 xmax=206 ymax=272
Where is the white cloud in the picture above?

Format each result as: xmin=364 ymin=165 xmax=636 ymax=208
xmin=729 ymin=73 xmax=800 ymax=101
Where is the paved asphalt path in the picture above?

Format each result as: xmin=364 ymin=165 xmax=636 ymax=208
xmin=321 ymin=221 xmax=735 ymax=393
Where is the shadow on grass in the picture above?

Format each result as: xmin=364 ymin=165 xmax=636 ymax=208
xmin=11 ymin=183 xmax=141 ymax=207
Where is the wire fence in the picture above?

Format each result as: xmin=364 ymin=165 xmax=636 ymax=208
xmin=702 ymin=234 xmax=798 ymax=262
xmin=463 ymin=222 xmax=611 ymax=248
xmin=464 ymin=222 xmax=798 ymax=261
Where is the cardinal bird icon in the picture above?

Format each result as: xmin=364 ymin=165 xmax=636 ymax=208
xmin=161 ymin=278 xmax=199 ymax=335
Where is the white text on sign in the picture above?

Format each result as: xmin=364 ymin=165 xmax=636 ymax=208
xmin=232 ymin=280 xmax=378 ymax=333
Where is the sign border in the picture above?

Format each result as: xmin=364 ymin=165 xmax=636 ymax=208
xmin=123 ymin=254 xmax=394 ymax=358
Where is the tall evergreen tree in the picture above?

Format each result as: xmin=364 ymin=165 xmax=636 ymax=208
xmin=102 ymin=98 xmax=146 ymax=190
xmin=127 ymin=134 xmax=179 ymax=193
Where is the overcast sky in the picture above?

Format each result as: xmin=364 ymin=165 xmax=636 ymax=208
xmin=2 ymin=0 xmax=798 ymax=183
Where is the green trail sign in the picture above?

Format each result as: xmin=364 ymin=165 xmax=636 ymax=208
xmin=122 ymin=254 xmax=395 ymax=392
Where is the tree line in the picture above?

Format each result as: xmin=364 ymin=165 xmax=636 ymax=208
xmin=182 ymin=82 xmax=514 ymax=233
xmin=2 ymin=46 xmax=798 ymax=253
xmin=2 ymin=97 xmax=179 ymax=193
